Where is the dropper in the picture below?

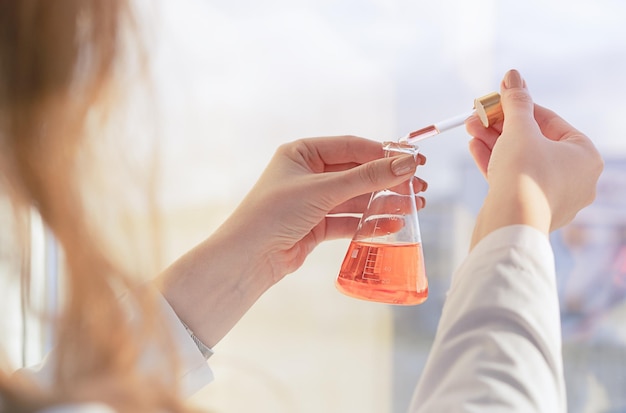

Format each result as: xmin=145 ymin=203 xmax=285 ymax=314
xmin=398 ymin=92 xmax=503 ymax=145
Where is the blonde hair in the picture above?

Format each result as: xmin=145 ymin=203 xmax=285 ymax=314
xmin=0 ymin=1 xmax=190 ymax=411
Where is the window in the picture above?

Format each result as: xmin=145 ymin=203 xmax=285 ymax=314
xmin=3 ymin=1 xmax=625 ymax=412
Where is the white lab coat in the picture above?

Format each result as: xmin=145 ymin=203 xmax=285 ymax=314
xmin=410 ymin=225 xmax=566 ymax=412
xmin=16 ymin=291 xmax=215 ymax=407
xmin=20 ymin=225 xmax=564 ymax=413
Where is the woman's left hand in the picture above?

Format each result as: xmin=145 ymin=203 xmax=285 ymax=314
xmin=159 ymin=135 xmax=426 ymax=347
xmin=221 ymin=135 xmax=427 ymax=282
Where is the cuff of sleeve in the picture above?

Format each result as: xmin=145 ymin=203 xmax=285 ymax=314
xmin=157 ymin=294 xmax=215 ymax=397
xmin=180 ymin=320 xmax=214 ymax=360
xmin=452 ymin=224 xmax=553 ymax=291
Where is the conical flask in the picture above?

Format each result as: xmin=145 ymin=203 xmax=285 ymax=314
xmin=336 ymin=141 xmax=427 ymax=305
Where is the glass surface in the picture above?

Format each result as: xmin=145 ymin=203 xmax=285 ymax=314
xmin=337 ymin=142 xmax=428 ymax=305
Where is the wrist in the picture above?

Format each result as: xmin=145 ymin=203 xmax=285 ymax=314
xmin=471 ymin=179 xmax=551 ymax=249
xmin=157 ymin=227 xmax=276 ymax=347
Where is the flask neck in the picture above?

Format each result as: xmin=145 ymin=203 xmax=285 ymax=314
xmin=382 ymin=141 xmax=419 ymax=157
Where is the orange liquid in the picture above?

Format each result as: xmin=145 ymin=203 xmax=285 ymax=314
xmin=336 ymin=241 xmax=428 ymax=305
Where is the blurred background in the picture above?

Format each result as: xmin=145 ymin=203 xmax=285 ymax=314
xmin=2 ymin=0 xmax=626 ymax=412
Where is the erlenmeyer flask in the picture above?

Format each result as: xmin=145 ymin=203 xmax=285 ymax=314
xmin=336 ymin=141 xmax=427 ymax=305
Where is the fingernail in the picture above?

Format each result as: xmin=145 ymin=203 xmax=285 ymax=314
xmin=417 ymin=177 xmax=428 ymax=191
xmin=503 ymin=69 xmax=524 ymax=89
xmin=410 ymin=176 xmax=428 ymax=192
xmin=391 ymin=154 xmax=417 ymax=176
xmin=418 ymin=196 xmax=426 ymax=209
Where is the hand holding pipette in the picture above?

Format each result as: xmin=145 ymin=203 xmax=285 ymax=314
xmin=399 ymin=92 xmax=503 ymax=145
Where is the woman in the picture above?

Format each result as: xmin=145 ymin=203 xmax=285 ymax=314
xmin=0 ymin=2 xmax=423 ymax=412
xmin=0 ymin=1 xmax=603 ymax=412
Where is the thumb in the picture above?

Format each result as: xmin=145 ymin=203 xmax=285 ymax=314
xmin=500 ymin=69 xmax=536 ymax=131
xmin=327 ymin=153 xmax=419 ymax=204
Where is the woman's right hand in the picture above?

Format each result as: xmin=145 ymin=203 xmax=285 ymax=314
xmin=466 ymin=69 xmax=603 ymax=245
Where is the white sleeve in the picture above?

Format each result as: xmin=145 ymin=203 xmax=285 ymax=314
xmin=156 ymin=293 xmax=215 ymax=397
xmin=15 ymin=293 xmax=214 ymax=399
xmin=409 ymin=225 xmax=566 ymax=413
xmin=36 ymin=403 xmax=117 ymax=413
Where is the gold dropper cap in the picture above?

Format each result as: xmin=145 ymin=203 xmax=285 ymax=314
xmin=474 ymin=92 xmax=503 ymax=127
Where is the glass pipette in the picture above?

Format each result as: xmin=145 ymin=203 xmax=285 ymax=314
xmin=398 ymin=92 xmax=503 ymax=145
xmin=398 ymin=110 xmax=475 ymax=145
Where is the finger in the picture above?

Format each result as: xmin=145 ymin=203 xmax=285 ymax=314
xmin=296 ymin=136 xmax=385 ymax=168
xmin=465 ymin=113 xmax=502 ymax=138
xmin=533 ymin=104 xmax=584 ymax=142
xmin=500 ymin=69 xmax=537 ymax=129
xmin=318 ymin=154 xmax=420 ymax=209
xmin=350 ymin=195 xmax=426 ymax=237
xmin=323 ymin=153 xmax=426 ymax=173
xmin=417 ymin=195 xmax=426 ymax=210
xmin=294 ymin=136 xmax=428 ymax=171
xmin=358 ymin=215 xmax=405 ymax=235
xmin=324 ymin=162 xmax=360 ymax=173
xmin=414 ymin=176 xmax=428 ymax=193
xmin=328 ymin=193 xmax=372 ymax=214
xmin=466 ymin=115 xmax=500 ymax=151
xmin=387 ymin=176 xmax=429 ymax=196
xmin=468 ymin=138 xmax=491 ymax=179
xmin=328 ymin=177 xmax=428 ymax=214
xmin=417 ymin=153 xmax=428 ymax=166
xmin=326 ymin=196 xmax=426 ymax=240
xmin=324 ymin=215 xmax=361 ymax=240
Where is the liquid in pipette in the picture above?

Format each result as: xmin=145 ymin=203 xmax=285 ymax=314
xmin=399 ymin=110 xmax=474 ymax=145
xmin=405 ymin=125 xmax=439 ymax=142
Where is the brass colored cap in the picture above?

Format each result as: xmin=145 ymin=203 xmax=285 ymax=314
xmin=474 ymin=92 xmax=503 ymax=127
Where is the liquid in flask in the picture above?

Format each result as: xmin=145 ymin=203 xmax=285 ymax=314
xmin=336 ymin=141 xmax=428 ymax=305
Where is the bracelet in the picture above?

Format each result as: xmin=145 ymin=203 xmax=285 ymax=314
xmin=181 ymin=320 xmax=214 ymax=360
